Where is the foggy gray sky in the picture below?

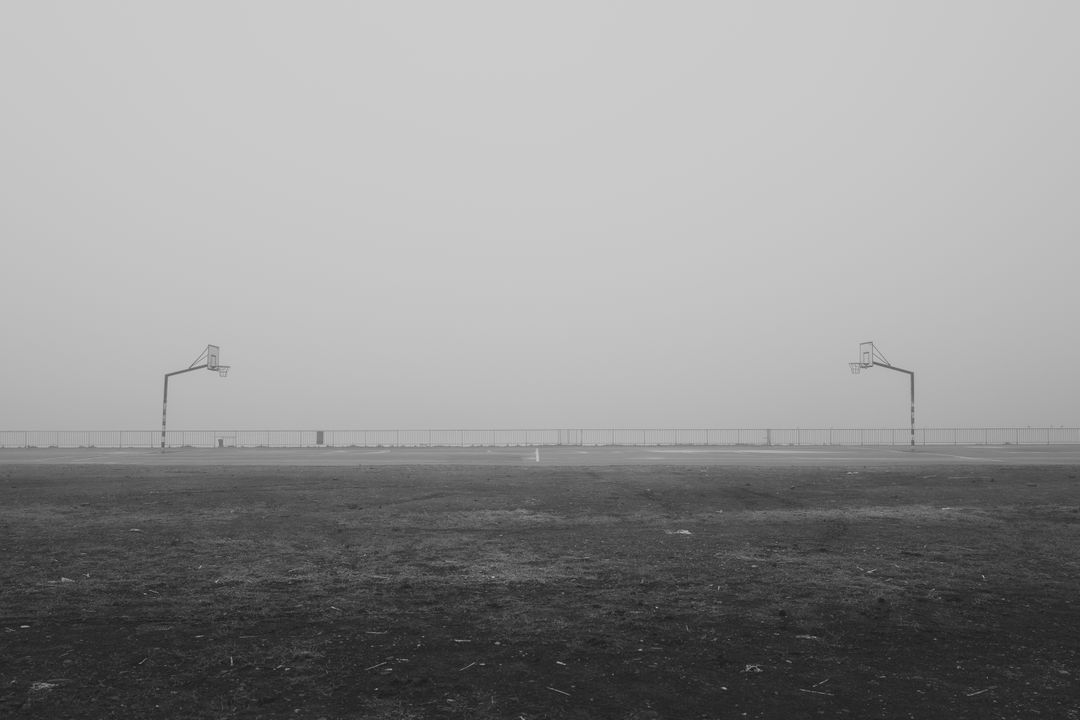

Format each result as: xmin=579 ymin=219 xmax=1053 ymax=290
xmin=2 ymin=2 xmax=1078 ymax=431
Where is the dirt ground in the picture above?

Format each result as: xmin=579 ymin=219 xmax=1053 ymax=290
xmin=1 ymin=463 xmax=1078 ymax=719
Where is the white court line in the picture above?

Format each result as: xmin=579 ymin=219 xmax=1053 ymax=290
xmin=737 ymin=449 xmax=847 ymax=455
xmin=23 ymin=454 xmax=84 ymax=463
xmin=997 ymin=448 xmax=1080 ymax=455
xmin=636 ymin=454 xmax=917 ymax=462
xmin=914 ymin=451 xmax=1004 ymax=463
xmin=34 ymin=454 xmax=117 ymax=464
xmin=639 ymin=451 xmax=743 ymax=455
xmin=22 ymin=450 xmax=159 ymax=461
xmin=645 ymin=448 xmax=851 ymax=455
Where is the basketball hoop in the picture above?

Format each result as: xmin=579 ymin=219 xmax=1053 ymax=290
xmin=204 ymin=344 xmax=230 ymax=377
xmin=849 ymin=340 xmax=916 ymax=448
xmin=161 ymin=344 xmax=232 ymax=451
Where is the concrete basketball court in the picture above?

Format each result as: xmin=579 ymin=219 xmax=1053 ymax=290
xmin=3 ymin=445 xmax=1080 ymax=467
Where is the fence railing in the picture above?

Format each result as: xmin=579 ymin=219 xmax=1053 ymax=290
xmin=2 ymin=428 xmax=1079 ymax=449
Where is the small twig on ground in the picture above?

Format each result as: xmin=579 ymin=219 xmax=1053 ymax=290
xmin=459 ymin=662 xmax=476 ymax=671
xmin=799 ymin=689 xmax=833 ymax=696
xmin=813 ymin=678 xmax=830 ymax=687
xmin=546 ymin=686 xmax=571 ymax=697
xmin=966 ymin=687 xmax=995 ymax=697
xmin=364 ymin=661 xmax=388 ymax=671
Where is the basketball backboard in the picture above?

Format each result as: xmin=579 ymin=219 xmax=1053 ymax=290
xmin=850 ymin=341 xmax=877 ymax=374
xmin=859 ymin=341 xmax=874 ymax=368
xmin=207 ymin=345 xmax=220 ymax=370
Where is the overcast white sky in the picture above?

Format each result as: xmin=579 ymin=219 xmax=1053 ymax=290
xmin=2 ymin=2 xmax=1078 ymax=431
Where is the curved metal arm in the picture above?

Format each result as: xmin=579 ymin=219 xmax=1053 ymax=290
xmin=872 ymin=362 xmax=915 ymax=447
xmin=160 ymin=365 xmax=210 ymax=450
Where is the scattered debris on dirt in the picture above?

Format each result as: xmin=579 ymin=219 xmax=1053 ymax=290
xmin=1 ymin=463 xmax=1077 ymax=718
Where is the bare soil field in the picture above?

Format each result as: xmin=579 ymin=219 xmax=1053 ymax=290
xmin=1 ymin=463 xmax=1078 ymax=719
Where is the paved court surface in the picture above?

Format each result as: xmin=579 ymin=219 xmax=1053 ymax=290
xmin=3 ymin=445 xmax=1080 ymax=467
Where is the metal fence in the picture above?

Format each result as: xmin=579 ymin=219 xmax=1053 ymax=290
xmin=2 ymin=428 xmax=1079 ymax=449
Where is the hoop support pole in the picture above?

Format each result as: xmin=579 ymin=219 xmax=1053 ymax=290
xmin=160 ymin=364 xmax=208 ymax=450
xmin=872 ymin=361 xmax=915 ymax=448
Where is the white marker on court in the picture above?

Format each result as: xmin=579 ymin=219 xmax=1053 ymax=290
xmin=535 ymin=448 xmax=540 ymax=463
